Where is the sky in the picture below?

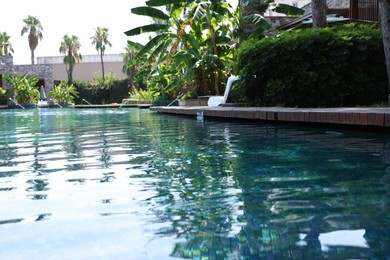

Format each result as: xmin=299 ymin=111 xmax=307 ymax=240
xmin=1 ymin=0 xmax=238 ymax=65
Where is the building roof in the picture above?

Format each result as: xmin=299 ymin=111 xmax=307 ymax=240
xmin=37 ymin=54 xmax=124 ymax=65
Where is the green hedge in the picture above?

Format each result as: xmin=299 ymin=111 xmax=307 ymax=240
xmin=235 ymin=24 xmax=388 ymax=107
xmin=74 ymin=78 xmax=131 ymax=104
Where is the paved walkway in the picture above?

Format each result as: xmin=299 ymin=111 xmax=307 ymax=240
xmin=150 ymin=106 xmax=390 ymax=130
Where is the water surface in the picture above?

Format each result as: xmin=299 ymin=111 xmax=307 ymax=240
xmin=0 ymin=108 xmax=389 ymax=259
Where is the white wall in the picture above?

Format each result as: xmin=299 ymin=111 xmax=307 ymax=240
xmin=37 ymin=54 xmax=126 ymax=81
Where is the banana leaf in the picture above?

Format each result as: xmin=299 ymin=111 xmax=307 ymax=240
xmin=131 ymin=6 xmax=170 ymax=20
xmin=146 ymin=0 xmax=186 ymax=7
xmin=124 ymin=24 xmax=168 ymax=36
xmin=274 ymin=4 xmax=305 ymax=16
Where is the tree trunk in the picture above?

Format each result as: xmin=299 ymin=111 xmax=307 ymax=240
xmin=100 ymin=52 xmax=105 ymax=87
xmin=67 ymin=68 xmax=73 ymax=85
xmin=311 ymin=0 xmax=328 ymax=28
xmin=68 ymin=56 xmax=74 ymax=85
xmin=379 ymin=0 xmax=390 ymax=106
xmin=31 ymin=49 xmax=35 ymax=65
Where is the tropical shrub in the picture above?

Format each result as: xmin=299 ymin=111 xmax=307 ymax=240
xmin=48 ymin=82 xmax=79 ymax=104
xmin=4 ymin=73 xmax=39 ymax=104
xmin=235 ymin=24 xmax=388 ymax=107
xmin=0 ymin=88 xmax=8 ymax=104
xmin=88 ymin=72 xmax=116 ymax=104
xmin=74 ymin=78 xmax=131 ymax=104
xmin=128 ymin=87 xmax=159 ymax=102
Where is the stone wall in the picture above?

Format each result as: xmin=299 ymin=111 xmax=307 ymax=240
xmin=0 ymin=55 xmax=54 ymax=104
xmin=327 ymin=0 xmax=350 ymax=8
xmin=0 ymin=55 xmax=14 ymax=90
xmin=304 ymin=0 xmax=350 ymax=13
xmin=14 ymin=64 xmax=54 ymax=93
xmin=241 ymin=0 xmax=265 ymax=36
xmin=265 ymin=16 xmax=297 ymax=31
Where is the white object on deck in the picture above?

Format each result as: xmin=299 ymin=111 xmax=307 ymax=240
xmin=208 ymin=75 xmax=239 ymax=107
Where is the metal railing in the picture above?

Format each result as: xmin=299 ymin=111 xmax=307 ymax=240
xmin=82 ymin=99 xmax=92 ymax=106
xmin=8 ymin=98 xmax=25 ymax=109
xmin=167 ymin=93 xmax=184 ymax=107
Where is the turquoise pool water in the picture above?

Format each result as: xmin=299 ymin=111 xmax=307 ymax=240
xmin=0 ymin=108 xmax=389 ymax=259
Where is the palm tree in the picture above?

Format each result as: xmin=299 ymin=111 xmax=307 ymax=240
xmin=91 ymin=26 xmax=112 ymax=86
xmin=21 ymin=15 xmax=43 ymax=65
xmin=59 ymin=34 xmax=82 ymax=84
xmin=0 ymin=32 xmax=14 ymax=55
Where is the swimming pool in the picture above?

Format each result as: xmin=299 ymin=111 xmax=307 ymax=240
xmin=0 ymin=108 xmax=389 ymax=259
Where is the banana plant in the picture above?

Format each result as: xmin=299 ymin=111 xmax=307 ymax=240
xmin=125 ymin=0 xmax=237 ymax=98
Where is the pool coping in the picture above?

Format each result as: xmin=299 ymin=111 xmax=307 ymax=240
xmin=73 ymin=104 xmax=152 ymax=109
xmin=150 ymin=106 xmax=390 ymax=130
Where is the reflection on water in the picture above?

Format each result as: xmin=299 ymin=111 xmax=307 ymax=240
xmin=0 ymin=108 xmax=389 ymax=259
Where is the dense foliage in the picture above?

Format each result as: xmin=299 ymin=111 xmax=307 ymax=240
xmin=123 ymin=0 xmax=304 ymax=100
xmin=235 ymin=24 xmax=388 ymax=107
xmin=125 ymin=0 xmax=238 ymax=100
xmin=73 ymin=77 xmax=130 ymax=105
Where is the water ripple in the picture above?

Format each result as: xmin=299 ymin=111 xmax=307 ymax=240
xmin=0 ymin=109 xmax=389 ymax=259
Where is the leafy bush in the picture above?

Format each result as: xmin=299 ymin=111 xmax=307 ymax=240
xmin=4 ymin=73 xmax=40 ymax=104
xmin=128 ymin=87 xmax=159 ymax=102
xmin=48 ymin=82 xmax=79 ymax=104
xmin=235 ymin=24 xmax=388 ymax=107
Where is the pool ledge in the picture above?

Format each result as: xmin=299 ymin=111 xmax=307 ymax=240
xmin=150 ymin=106 xmax=390 ymax=129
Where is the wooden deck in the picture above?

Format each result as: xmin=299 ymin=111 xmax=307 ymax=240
xmin=150 ymin=106 xmax=390 ymax=130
